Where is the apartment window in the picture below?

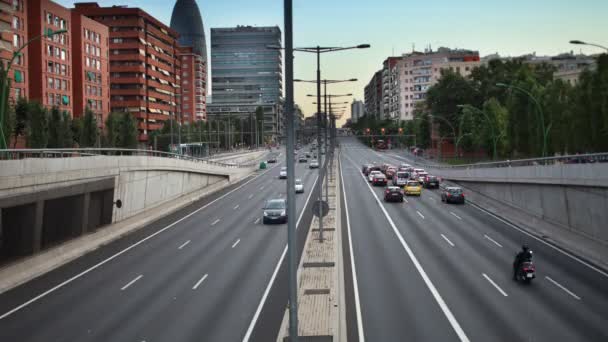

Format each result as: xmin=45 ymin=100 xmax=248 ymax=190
xmin=96 ymin=60 xmax=101 ymax=70
xmin=61 ymin=64 xmax=66 ymax=76
xmin=112 ymin=38 xmax=122 ymax=43
xmin=13 ymin=34 xmax=19 ymax=48
xmin=61 ymin=49 xmax=66 ymax=61
xmin=12 ymin=17 xmax=18 ymax=29
xmin=55 ymin=78 xmax=61 ymax=90
xmin=60 ymin=19 xmax=66 ymax=30
xmin=46 ymin=13 xmax=52 ymax=25
xmin=54 ymin=16 xmax=59 ymax=27
xmin=465 ymin=66 xmax=470 ymax=71
xmin=85 ymin=43 xmax=89 ymax=54
xmin=54 ymin=47 xmax=60 ymax=58
xmin=183 ymin=96 xmax=189 ymax=101
xmin=97 ymin=47 xmax=101 ymax=57
xmin=47 ymin=45 xmax=52 ymax=56
xmin=85 ymin=29 xmax=89 ymax=40
xmin=86 ymin=57 xmax=90 ymax=67
xmin=48 ymin=93 xmax=54 ymax=105
xmin=95 ymin=33 xmax=100 ymax=44
xmin=47 ymin=61 xmax=53 ymax=73
xmin=60 ymin=34 xmax=65 ymax=45
xmin=182 ymin=72 xmax=189 ymax=77
xmin=62 ymin=80 xmax=67 ymax=90
xmin=14 ymin=88 xmax=21 ymax=98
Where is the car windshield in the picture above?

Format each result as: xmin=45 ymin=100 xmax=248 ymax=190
xmin=281 ymin=167 xmax=287 ymax=171
xmin=266 ymin=200 xmax=285 ymax=209
xmin=295 ymin=179 xmax=302 ymax=185
xmin=449 ymin=188 xmax=463 ymax=194
xmin=407 ymin=182 xmax=419 ymax=186
xmin=397 ymin=172 xmax=408 ymax=178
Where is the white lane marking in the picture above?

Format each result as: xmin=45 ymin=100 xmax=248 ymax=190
xmin=192 ymin=274 xmax=208 ymax=290
xmin=470 ymin=202 xmax=608 ymax=278
xmin=211 ymin=219 xmax=220 ymax=226
xmin=248 ymin=194 xmax=254 ymax=199
xmin=404 ymin=198 xmax=409 ymax=204
xmin=340 ymin=156 xmax=366 ymax=341
xmin=231 ymin=239 xmax=241 ymax=249
xmin=450 ymin=212 xmax=462 ymax=220
xmin=234 ymin=204 xmax=240 ymax=210
xmin=545 ymin=276 xmax=581 ymax=300
xmin=441 ymin=234 xmax=455 ymax=247
xmin=0 ymin=161 xmax=282 ymax=321
xmin=347 ymin=155 xmax=470 ymax=342
xmin=482 ymin=273 xmax=508 ymax=297
xmin=242 ymin=175 xmax=319 ymax=342
xmin=429 ymin=197 xmax=436 ymax=201
xmin=484 ymin=234 xmax=503 ymax=248
xmin=416 ymin=210 xmax=425 ymax=219
xmin=178 ymin=240 xmax=191 ymax=249
xmin=260 ymin=186 xmax=265 ymax=190
xmin=254 ymin=218 xmax=260 ymax=224
xmin=120 ymin=275 xmax=143 ymax=291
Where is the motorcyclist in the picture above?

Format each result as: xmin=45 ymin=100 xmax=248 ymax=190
xmin=513 ymin=244 xmax=533 ymax=280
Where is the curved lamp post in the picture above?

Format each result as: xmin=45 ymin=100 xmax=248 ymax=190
xmin=457 ymin=104 xmax=503 ymax=160
xmin=496 ymin=82 xmax=550 ymax=157
xmin=569 ymin=40 xmax=608 ymax=52
xmin=0 ymin=29 xmax=68 ymax=149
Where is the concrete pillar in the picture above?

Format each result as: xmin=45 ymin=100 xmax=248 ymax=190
xmin=33 ymin=200 xmax=44 ymax=253
xmin=81 ymin=192 xmax=91 ymax=235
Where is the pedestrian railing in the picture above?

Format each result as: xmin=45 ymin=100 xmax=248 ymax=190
xmin=0 ymin=148 xmax=266 ymax=169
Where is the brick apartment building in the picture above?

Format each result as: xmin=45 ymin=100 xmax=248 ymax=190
xmin=73 ymin=2 xmax=182 ymax=142
xmin=178 ymin=45 xmax=206 ymax=124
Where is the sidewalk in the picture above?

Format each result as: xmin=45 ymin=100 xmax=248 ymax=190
xmin=276 ymin=152 xmax=346 ymax=341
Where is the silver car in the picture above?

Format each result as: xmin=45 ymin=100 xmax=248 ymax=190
xmin=309 ymin=159 xmax=319 ymax=169
xmin=295 ymin=179 xmax=304 ymax=193
xmin=279 ymin=166 xmax=287 ymax=179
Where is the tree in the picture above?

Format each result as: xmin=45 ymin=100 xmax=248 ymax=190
xmin=71 ymin=117 xmax=83 ymax=147
xmin=80 ymin=107 xmax=98 ymax=148
xmin=118 ymin=112 xmax=138 ymax=148
xmin=104 ymin=112 xmax=121 ymax=147
xmin=426 ymin=70 xmax=476 ymax=137
xmin=60 ymin=111 xmax=73 ymax=148
xmin=26 ymin=102 xmax=49 ymax=148
xmin=12 ymin=97 xmax=28 ymax=148
xmin=48 ymin=106 xmax=62 ymax=148
xmin=2 ymin=102 xmax=14 ymax=149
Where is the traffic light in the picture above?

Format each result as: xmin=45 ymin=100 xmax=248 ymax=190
xmin=398 ymin=127 xmax=403 ymax=135
xmin=365 ymin=128 xmax=370 ymax=135
xmin=381 ymin=127 xmax=385 ymax=135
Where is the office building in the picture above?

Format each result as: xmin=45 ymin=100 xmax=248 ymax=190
xmin=74 ymin=2 xmax=182 ymax=142
xmin=351 ymin=99 xmax=364 ymax=123
xmin=208 ymin=25 xmax=283 ymax=142
xmin=171 ymin=0 xmax=207 ymax=122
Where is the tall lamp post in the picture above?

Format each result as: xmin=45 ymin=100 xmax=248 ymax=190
xmin=457 ymin=104 xmax=503 ymax=160
xmin=569 ymin=40 xmax=608 ymax=52
xmin=496 ymin=82 xmax=550 ymax=157
xmin=0 ymin=28 xmax=68 ymax=149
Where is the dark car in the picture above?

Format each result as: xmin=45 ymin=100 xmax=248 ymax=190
xmin=263 ymin=198 xmax=287 ymax=224
xmin=267 ymin=157 xmax=277 ymax=163
xmin=372 ymin=173 xmax=387 ymax=186
xmin=305 ymin=153 xmax=311 ymax=158
xmin=299 ymin=156 xmax=307 ymax=163
xmin=423 ymin=175 xmax=440 ymax=189
xmin=384 ymin=186 xmax=404 ymax=202
xmin=362 ymin=164 xmax=374 ymax=174
xmin=441 ymin=187 xmax=465 ymax=204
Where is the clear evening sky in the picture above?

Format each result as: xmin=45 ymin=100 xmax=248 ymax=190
xmin=59 ymin=0 xmax=608 ymax=125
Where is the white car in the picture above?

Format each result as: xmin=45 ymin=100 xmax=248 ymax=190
xmin=295 ymin=178 xmax=304 ymax=193
xmin=417 ymin=171 xmax=429 ymax=183
xmin=368 ymin=170 xmax=382 ymax=182
xmin=279 ymin=167 xmax=287 ymax=179
xmin=309 ymin=160 xmax=319 ymax=169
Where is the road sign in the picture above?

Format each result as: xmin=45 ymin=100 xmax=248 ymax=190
xmin=312 ymin=200 xmax=329 ymax=218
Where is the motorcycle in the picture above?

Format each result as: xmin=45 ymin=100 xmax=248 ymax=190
xmin=516 ymin=261 xmax=536 ymax=284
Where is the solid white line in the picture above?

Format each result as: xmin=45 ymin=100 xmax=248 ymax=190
xmin=441 ymin=234 xmax=455 ymax=247
xmin=340 ymin=155 xmax=366 ymax=341
xmin=242 ymin=175 xmax=319 ymax=342
xmin=484 ymin=234 xmax=503 ymax=248
xmin=231 ymin=239 xmax=240 ymax=249
xmin=260 ymin=186 xmax=265 ymax=190
xmin=417 ymin=210 xmax=425 ymax=219
xmin=211 ymin=219 xmax=220 ymax=226
xmin=450 ymin=212 xmax=462 ymax=220
xmin=470 ymin=202 xmax=608 ymax=278
xmin=482 ymin=273 xmax=508 ymax=297
xmin=192 ymin=274 xmax=208 ymax=290
xmin=248 ymin=194 xmax=254 ymax=199
xmin=347 ymin=155 xmax=470 ymax=342
xmin=178 ymin=240 xmax=191 ymax=250
xmin=545 ymin=276 xmax=581 ymax=300
xmin=403 ymin=198 xmax=409 ymax=204
xmin=120 ymin=275 xmax=143 ymax=291
xmin=234 ymin=204 xmax=240 ymax=210
xmin=254 ymin=218 xmax=260 ymax=224
xmin=0 ymin=161 xmax=282 ymax=321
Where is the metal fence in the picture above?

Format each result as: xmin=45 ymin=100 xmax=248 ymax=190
xmin=0 ymin=148 xmax=267 ymax=169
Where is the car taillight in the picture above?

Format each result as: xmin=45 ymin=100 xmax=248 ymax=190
xmin=385 ymin=190 xmax=389 ymax=194
xmin=446 ymin=193 xmax=451 ymax=197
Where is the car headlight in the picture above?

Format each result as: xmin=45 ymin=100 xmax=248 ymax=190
xmin=280 ymin=210 xmax=286 ymax=216
xmin=263 ymin=211 xmax=269 ymax=216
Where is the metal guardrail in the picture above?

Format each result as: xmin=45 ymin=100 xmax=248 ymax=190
xmin=403 ymin=151 xmax=608 ymax=170
xmin=0 ymin=148 xmax=267 ymax=169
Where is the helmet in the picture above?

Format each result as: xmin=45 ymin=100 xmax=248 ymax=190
xmin=522 ymin=244 xmax=529 ymax=252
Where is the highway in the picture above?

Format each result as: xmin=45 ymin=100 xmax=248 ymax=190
xmin=0 ymin=149 xmax=319 ymax=342
xmin=339 ymin=137 xmax=608 ymax=341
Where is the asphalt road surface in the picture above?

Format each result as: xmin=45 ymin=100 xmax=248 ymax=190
xmin=0 ymin=148 xmax=320 ymax=342
xmin=339 ymin=137 xmax=608 ymax=342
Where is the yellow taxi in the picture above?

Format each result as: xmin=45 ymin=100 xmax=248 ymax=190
xmin=404 ymin=180 xmax=422 ymax=196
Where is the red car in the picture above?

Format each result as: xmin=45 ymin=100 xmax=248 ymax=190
xmin=372 ymin=173 xmax=387 ymax=186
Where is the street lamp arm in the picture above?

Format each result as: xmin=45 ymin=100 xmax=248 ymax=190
xmin=569 ymin=40 xmax=608 ymax=51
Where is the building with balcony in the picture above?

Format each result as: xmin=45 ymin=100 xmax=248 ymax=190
xmin=208 ymin=25 xmax=283 ymax=142
xmin=0 ymin=0 xmax=28 ymax=101
xmin=364 ymin=70 xmax=382 ymax=119
xmin=74 ymin=2 xmax=182 ymax=142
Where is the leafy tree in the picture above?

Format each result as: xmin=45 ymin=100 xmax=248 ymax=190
xmin=118 ymin=112 xmax=138 ymax=148
xmin=47 ymin=106 xmax=62 ymax=148
xmin=80 ymin=107 xmax=98 ymax=147
xmin=12 ymin=97 xmax=28 ymax=148
xmin=426 ymin=70 xmax=476 ymax=137
xmin=26 ymin=102 xmax=49 ymax=148
xmin=2 ymin=102 xmax=15 ymax=149
xmin=71 ymin=117 xmax=83 ymax=147
xmin=61 ymin=111 xmax=73 ymax=148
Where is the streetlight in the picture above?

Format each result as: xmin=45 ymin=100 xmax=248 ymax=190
xmin=496 ymin=82 xmax=550 ymax=157
xmin=457 ymin=104 xmax=504 ymax=160
xmin=569 ymin=40 xmax=608 ymax=52
xmin=0 ymin=28 xmax=68 ymax=149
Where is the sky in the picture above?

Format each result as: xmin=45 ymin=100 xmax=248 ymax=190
xmin=58 ymin=0 xmax=608 ymax=126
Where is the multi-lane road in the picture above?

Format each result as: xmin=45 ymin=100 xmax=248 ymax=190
xmin=1 ymin=139 xmax=607 ymax=342
xmin=0 ymin=149 xmax=320 ymax=342
xmin=339 ymin=137 xmax=608 ymax=341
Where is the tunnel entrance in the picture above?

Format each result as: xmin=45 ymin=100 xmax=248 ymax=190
xmin=0 ymin=203 xmax=36 ymax=263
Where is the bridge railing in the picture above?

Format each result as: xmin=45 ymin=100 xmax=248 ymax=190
xmin=0 ymin=148 xmax=266 ymax=169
